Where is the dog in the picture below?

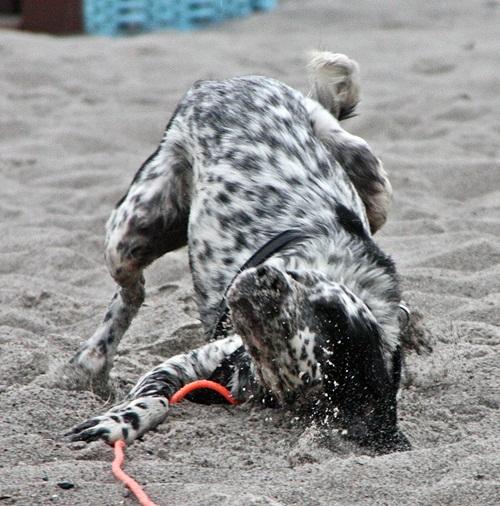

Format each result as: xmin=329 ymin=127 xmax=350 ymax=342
xmin=65 ymin=51 xmax=411 ymax=453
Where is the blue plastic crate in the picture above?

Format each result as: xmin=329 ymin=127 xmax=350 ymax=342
xmin=84 ymin=0 xmax=150 ymax=35
xmin=251 ymin=0 xmax=277 ymax=11
xmin=146 ymin=0 xmax=177 ymax=30
xmin=174 ymin=0 xmax=222 ymax=30
xmin=221 ymin=0 xmax=252 ymax=19
xmin=83 ymin=0 xmax=278 ymax=35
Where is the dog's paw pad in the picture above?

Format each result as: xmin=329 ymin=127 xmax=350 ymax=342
xmin=65 ymin=415 xmax=128 ymax=444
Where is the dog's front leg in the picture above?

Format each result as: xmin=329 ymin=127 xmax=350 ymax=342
xmin=66 ymin=335 xmax=253 ymax=444
xmin=69 ymin=277 xmax=145 ymax=389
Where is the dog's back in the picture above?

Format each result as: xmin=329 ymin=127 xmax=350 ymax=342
xmin=169 ymin=76 xmax=367 ymax=325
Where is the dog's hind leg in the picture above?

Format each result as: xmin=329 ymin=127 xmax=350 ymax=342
xmin=69 ymin=114 xmax=192 ymax=389
xmin=306 ymin=52 xmax=392 ymax=233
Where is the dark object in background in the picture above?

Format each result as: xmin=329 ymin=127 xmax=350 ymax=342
xmin=0 ymin=0 xmax=21 ymax=30
xmin=2 ymin=0 xmax=277 ymax=36
xmin=20 ymin=0 xmax=83 ymax=34
xmin=56 ymin=481 xmax=75 ymax=490
xmin=0 ymin=0 xmax=21 ymax=14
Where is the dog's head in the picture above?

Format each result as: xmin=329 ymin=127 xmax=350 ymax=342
xmin=227 ymin=264 xmax=410 ymax=453
xmin=227 ymin=264 xmax=389 ymax=391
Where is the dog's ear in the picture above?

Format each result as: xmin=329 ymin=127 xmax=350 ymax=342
xmin=344 ymin=315 xmax=391 ymax=397
xmin=315 ymin=302 xmax=408 ymax=452
xmin=315 ymin=301 xmax=390 ymax=399
xmin=287 ymin=269 xmax=329 ymax=288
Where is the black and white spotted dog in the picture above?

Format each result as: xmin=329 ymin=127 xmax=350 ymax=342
xmin=66 ymin=52 xmax=411 ymax=453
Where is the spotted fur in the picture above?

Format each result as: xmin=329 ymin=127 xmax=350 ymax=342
xmin=66 ymin=52 xmax=409 ymax=453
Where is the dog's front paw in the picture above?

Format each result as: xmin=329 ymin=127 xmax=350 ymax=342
xmin=66 ymin=414 xmax=127 ymax=444
xmin=65 ymin=396 xmax=169 ymax=445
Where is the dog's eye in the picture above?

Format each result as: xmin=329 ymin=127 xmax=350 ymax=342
xmin=287 ymin=270 xmax=302 ymax=282
xmin=287 ymin=270 xmax=311 ymax=285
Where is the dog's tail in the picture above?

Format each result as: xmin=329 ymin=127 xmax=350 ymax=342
xmin=307 ymin=51 xmax=361 ymax=121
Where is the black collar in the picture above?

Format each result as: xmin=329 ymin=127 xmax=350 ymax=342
xmin=208 ymin=229 xmax=411 ymax=339
xmin=210 ymin=229 xmax=308 ymax=340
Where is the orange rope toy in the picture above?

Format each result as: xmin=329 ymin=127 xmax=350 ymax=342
xmin=111 ymin=380 xmax=238 ymax=506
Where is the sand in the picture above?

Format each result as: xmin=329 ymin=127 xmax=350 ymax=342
xmin=1 ymin=0 xmax=499 ymax=504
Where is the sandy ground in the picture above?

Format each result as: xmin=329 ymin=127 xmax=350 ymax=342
xmin=1 ymin=0 xmax=500 ymax=504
